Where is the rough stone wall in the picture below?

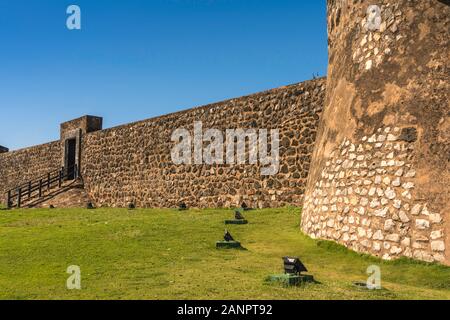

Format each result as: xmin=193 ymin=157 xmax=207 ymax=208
xmin=0 ymin=141 xmax=61 ymax=200
xmin=81 ymin=79 xmax=326 ymax=208
xmin=60 ymin=115 xmax=103 ymax=139
xmin=60 ymin=116 xmax=103 ymax=170
xmin=301 ymin=0 xmax=449 ymax=265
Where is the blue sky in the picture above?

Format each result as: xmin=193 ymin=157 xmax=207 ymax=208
xmin=0 ymin=0 xmax=328 ymax=150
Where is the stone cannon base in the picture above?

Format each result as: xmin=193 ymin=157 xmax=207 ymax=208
xmin=225 ymin=220 xmax=248 ymax=225
xmin=268 ymin=274 xmax=315 ymax=286
xmin=216 ymin=241 xmax=242 ymax=249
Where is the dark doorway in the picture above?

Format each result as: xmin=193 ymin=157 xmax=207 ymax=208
xmin=65 ymin=138 xmax=77 ymax=180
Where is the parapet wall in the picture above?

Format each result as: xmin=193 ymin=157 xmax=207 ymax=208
xmin=301 ymin=0 xmax=449 ymax=265
xmin=0 ymin=141 xmax=61 ymax=197
xmin=81 ymin=79 xmax=326 ymax=208
xmin=0 ymin=78 xmax=326 ymax=209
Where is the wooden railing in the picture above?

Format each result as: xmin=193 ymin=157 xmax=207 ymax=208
xmin=6 ymin=164 xmax=78 ymax=209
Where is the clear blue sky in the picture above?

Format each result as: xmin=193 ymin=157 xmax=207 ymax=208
xmin=0 ymin=0 xmax=328 ymax=151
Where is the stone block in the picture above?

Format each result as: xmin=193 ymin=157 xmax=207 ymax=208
xmin=267 ymin=274 xmax=315 ymax=287
xmin=216 ymin=241 xmax=242 ymax=249
xmin=225 ymin=220 xmax=248 ymax=225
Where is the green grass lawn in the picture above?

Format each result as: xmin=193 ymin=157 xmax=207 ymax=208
xmin=0 ymin=207 xmax=449 ymax=300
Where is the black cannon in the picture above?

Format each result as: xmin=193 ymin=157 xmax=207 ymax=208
xmin=282 ymin=257 xmax=308 ymax=275
xmin=224 ymin=230 xmax=234 ymax=242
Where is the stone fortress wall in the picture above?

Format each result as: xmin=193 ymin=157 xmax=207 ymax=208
xmin=0 ymin=141 xmax=62 ymax=197
xmin=81 ymin=79 xmax=325 ymax=208
xmin=0 ymin=0 xmax=448 ymax=265
xmin=301 ymin=0 xmax=449 ymax=264
xmin=0 ymin=78 xmax=326 ymax=209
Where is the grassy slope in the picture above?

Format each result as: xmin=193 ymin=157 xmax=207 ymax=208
xmin=0 ymin=207 xmax=448 ymax=300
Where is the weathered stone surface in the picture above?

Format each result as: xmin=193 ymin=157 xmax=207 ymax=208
xmin=431 ymin=241 xmax=445 ymax=252
xmin=384 ymin=219 xmax=395 ymax=231
xmin=301 ymin=0 xmax=450 ymax=265
xmin=401 ymin=237 xmax=411 ymax=247
xmin=1 ymin=79 xmax=326 ymax=210
xmin=386 ymin=234 xmax=401 ymax=243
xmin=0 ymin=141 xmax=61 ymax=197
xmin=411 ymin=204 xmax=421 ymax=216
xmin=416 ymin=219 xmax=430 ymax=230
xmin=430 ymin=214 xmax=442 ymax=224
xmin=431 ymin=230 xmax=443 ymax=240
xmin=399 ymin=211 xmax=410 ymax=223
xmin=373 ymin=230 xmax=384 ymax=241
xmin=398 ymin=128 xmax=418 ymax=143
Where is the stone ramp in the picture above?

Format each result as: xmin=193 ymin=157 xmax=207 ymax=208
xmin=25 ymin=179 xmax=92 ymax=209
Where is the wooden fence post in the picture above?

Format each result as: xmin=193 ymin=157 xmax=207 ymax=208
xmin=7 ymin=190 xmax=11 ymax=209
xmin=39 ymin=179 xmax=43 ymax=198
xmin=59 ymin=168 xmax=63 ymax=188
xmin=17 ymin=188 xmax=22 ymax=208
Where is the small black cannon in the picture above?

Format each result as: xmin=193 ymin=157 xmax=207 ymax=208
xmin=267 ymin=257 xmax=314 ymax=286
xmin=235 ymin=210 xmax=245 ymax=220
xmin=282 ymin=257 xmax=308 ymax=275
xmin=216 ymin=230 xmax=241 ymax=249
xmin=241 ymin=202 xmax=251 ymax=211
xmin=224 ymin=230 xmax=234 ymax=242
xmin=225 ymin=209 xmax=248 ymax=225
xmin=178 ymin=202 xmax=188 ymax=211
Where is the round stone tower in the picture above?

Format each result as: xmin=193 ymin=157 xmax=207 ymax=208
xmin=302 ymin=0 xmax=449 ymax=264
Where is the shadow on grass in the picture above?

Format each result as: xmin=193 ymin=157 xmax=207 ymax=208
xmin=316 ymin=239 xmax=450 ymax=269
xmin=314 ymin=239 xmax=450 ymax=291
xmin=263 ymin=276 xmax=322 ymax=288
